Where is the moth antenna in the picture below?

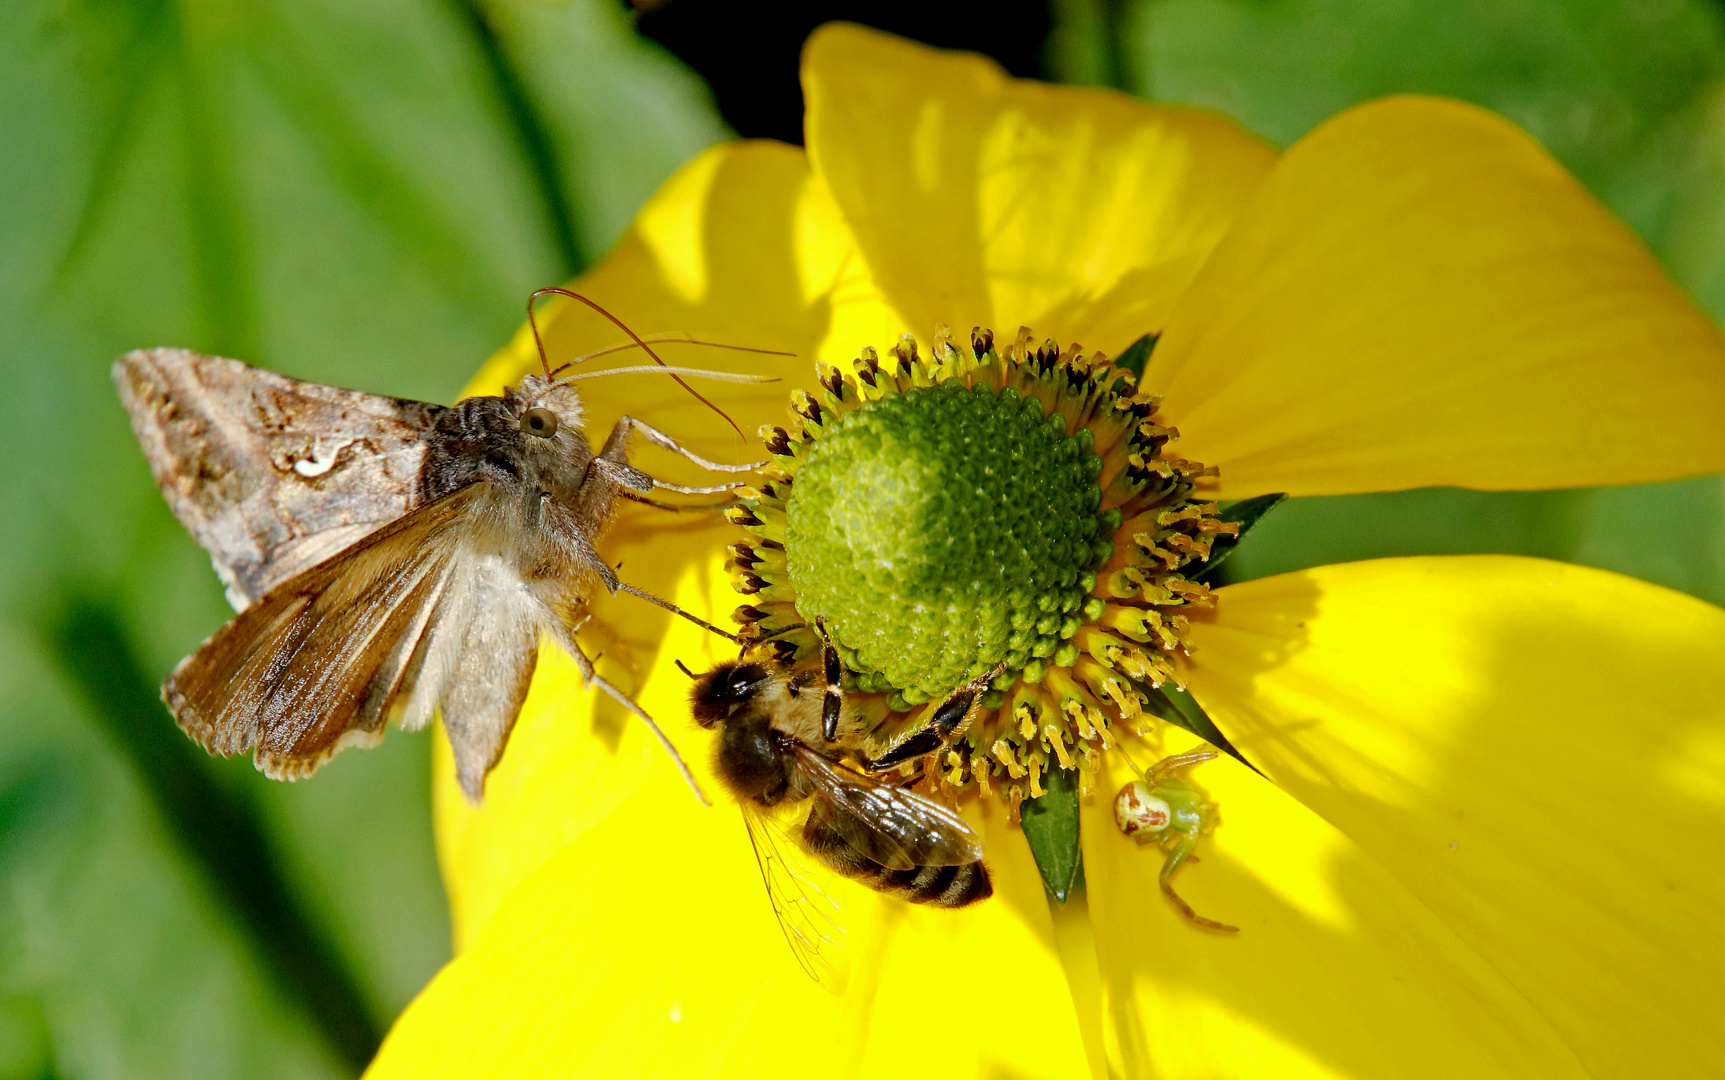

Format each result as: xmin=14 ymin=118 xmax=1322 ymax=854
xmin=546 ymin=334 xmax=796 ymax=378
xmin=528 ymin=287 xmax=747 ymax=439
xmin=617 ymin=582 xmax=744 ymax=646
xmin=526 ymin=290 xmax=558 ymax=381
xmin=559 ymin=365 xmax=778 ymax=384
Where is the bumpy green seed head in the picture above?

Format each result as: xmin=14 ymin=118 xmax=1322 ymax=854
xmin=785 ymin=379 xmax=1107 ymax=702
xmin=726 ymin=327 xmax=1231 ymax=807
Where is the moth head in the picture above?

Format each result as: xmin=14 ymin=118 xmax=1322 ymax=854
xmin=511 ymin=375 xmax=585 ymax=443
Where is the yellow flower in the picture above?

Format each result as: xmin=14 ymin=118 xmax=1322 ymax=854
xmin=368 ymin=25 xmax=1725 ymax=1080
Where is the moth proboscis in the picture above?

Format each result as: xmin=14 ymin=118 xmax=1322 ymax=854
xmin=115 ymin=287 xmax=784 ymax=804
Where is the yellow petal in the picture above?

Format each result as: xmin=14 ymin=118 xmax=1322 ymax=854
xmin=384 ymin=720 xmax=1089 ymax=1077
xmin=802 ymin=23 xmax=1276 ymax=354
xmin=1152 ymin=95 xmax=1725 ymax=498
xmin=1082 ymin=729 xmax=1590 ymax=1078
xmin=439 ymin=140 xmax=905 ymax=942
xmin=1182 ymin=555 xmax=1725 ymax=1077
xmin=469 ymin=137 xmax=901 ymax=462
xmin=432 ymin=556 xmax=738 ymax=948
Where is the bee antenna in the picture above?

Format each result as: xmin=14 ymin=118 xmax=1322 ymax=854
xmin=527 ymin=287 xmax=747 ymax=439
xmin=675 ymin=659 xmax=698 ymax=679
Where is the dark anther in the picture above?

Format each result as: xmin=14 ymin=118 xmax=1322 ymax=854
xmin=733 ymin=604 xmax=768 ymax=623
xmin=737 ymin=572 xmax=766 ymax=594
xmin=765 ymin=426 xmax=794 ymax=456
xmin=971 ymin=327 xmax=994 ymax=356
xmin=758 ymin=538 xmax=784 ymax=551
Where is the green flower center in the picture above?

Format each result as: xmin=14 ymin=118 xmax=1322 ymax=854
xmin=726 ymin=326 xmax=1233 ymax=806
xmin=785 ymin=381 xmax=1108 ymax=703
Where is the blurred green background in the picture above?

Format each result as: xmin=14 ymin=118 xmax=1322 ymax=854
xmin=3 ymin=1 xmax=1723 ymax=1076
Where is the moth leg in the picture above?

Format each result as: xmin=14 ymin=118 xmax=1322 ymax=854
xmin=619 ymin=490 xmax=737 ymax=512
xmin=643 ymin=476 xmax=752 ymax=496
xmin=557 ymin=494 xmax=623 ymax=595
xmin=600 ymin=415 xmax=768 ymax=473
xmin=814 ymin=616 xmax=844 ymax=742
xmin=615 ymin=581 xmax=743 ymax=645
xmin=587 ymin=457 xmax=655 ymax=493
xmin=548 ymin=618 xmax=709 ymax=807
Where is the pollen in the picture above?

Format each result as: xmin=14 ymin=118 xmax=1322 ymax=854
xmin=725 ymin=326 xmax=1234 ymax=807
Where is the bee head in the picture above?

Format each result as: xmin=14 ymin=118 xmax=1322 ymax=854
xmin=689 ymin=661 xmax=772 ymax=728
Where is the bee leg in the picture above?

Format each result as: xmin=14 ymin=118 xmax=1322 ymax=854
xmin=600 ymin=415 xmax=768 ymax=473
xmin=547 ymin=619 xmax=710 ymax=808
xmin=861 ymin=728 xmax=943 ymax=771
xmin=1159 ymin=835 xmax=1238 ymax=934
xmin=929 ymin=662 xmax=1010 ymax=739
xmin=814 ymin=616 xmax=844 ymax=742
xmin=862 ymin=663 xmax=1011 ymax=770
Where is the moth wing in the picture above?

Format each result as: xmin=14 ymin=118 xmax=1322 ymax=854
xmin=740 ymin=807 xmax=851 ymax=994
xmin=113 ymin=347 xmax=443 ymax=607
xmin=792 ymin=746 xmax=985 ymax=871
xmin=164 ymin=484 xmax=497 ymax=783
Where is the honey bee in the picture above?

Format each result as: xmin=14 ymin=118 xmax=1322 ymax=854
xmin=687 ymin=627 xmax=997 ymax=983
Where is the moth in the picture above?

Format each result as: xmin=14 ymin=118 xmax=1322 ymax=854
xmin=114 ymin=288 xmax=763 ymax=803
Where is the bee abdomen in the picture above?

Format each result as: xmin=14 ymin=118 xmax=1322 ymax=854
xmin=878 ymin=861 xmax=992 ymax=907
xmin=802 ymin=814 xmax=992 ymax=907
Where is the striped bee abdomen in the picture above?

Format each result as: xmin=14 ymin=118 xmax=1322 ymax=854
xmin=801 ymin=803 xmax=993 ymax=908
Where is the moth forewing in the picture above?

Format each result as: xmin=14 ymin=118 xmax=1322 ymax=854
xmin=120 ymin=336 xmax=758 ymax=802
xmin=114 ymin=348 xmax=439 ymax=608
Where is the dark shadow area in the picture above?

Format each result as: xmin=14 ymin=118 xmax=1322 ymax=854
xmin=632 ymin=0 xmax=1053 ymax=143
xmin=37 ymin=589 xmax=383 ymax=1074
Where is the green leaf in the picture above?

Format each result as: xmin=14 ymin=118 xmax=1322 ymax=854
xmin=1113 ymin=332 xmax=1157 ymax=379
xmin=0 ymin=0 xmax=728 ymax=1073
xmin=1141 ymin=683 xmax=1256 ymax=773
xmin=1019 ymin=764 xmax=1084 ymax=902
xmin=1198 ymin=492 xmax=1287 ymax=578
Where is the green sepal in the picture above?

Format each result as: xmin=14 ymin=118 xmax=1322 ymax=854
xmin=1141 ymin=683 xmax=1261 ymax=776
xmin=1198 ymin=493 xmax=1288 ymax=577
xmin=1020 ymin=764 xmax=1084 ymax=902
xmin=1114 ymin=333 xmax=1158 ymax=379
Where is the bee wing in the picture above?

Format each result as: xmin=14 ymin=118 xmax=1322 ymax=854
xmin=164 ymin=482 xmax=533 ymax=791
xmin=114 ymin=348 xmax=443 ymax=608
xmin=739 ymin=808 xmax=851 ymax=994
xmin=792 ymin=745 xmax=985 ymax=871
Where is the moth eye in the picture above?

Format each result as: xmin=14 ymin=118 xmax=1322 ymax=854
xmin=521 ymin=407 xmax=559 ymax=438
